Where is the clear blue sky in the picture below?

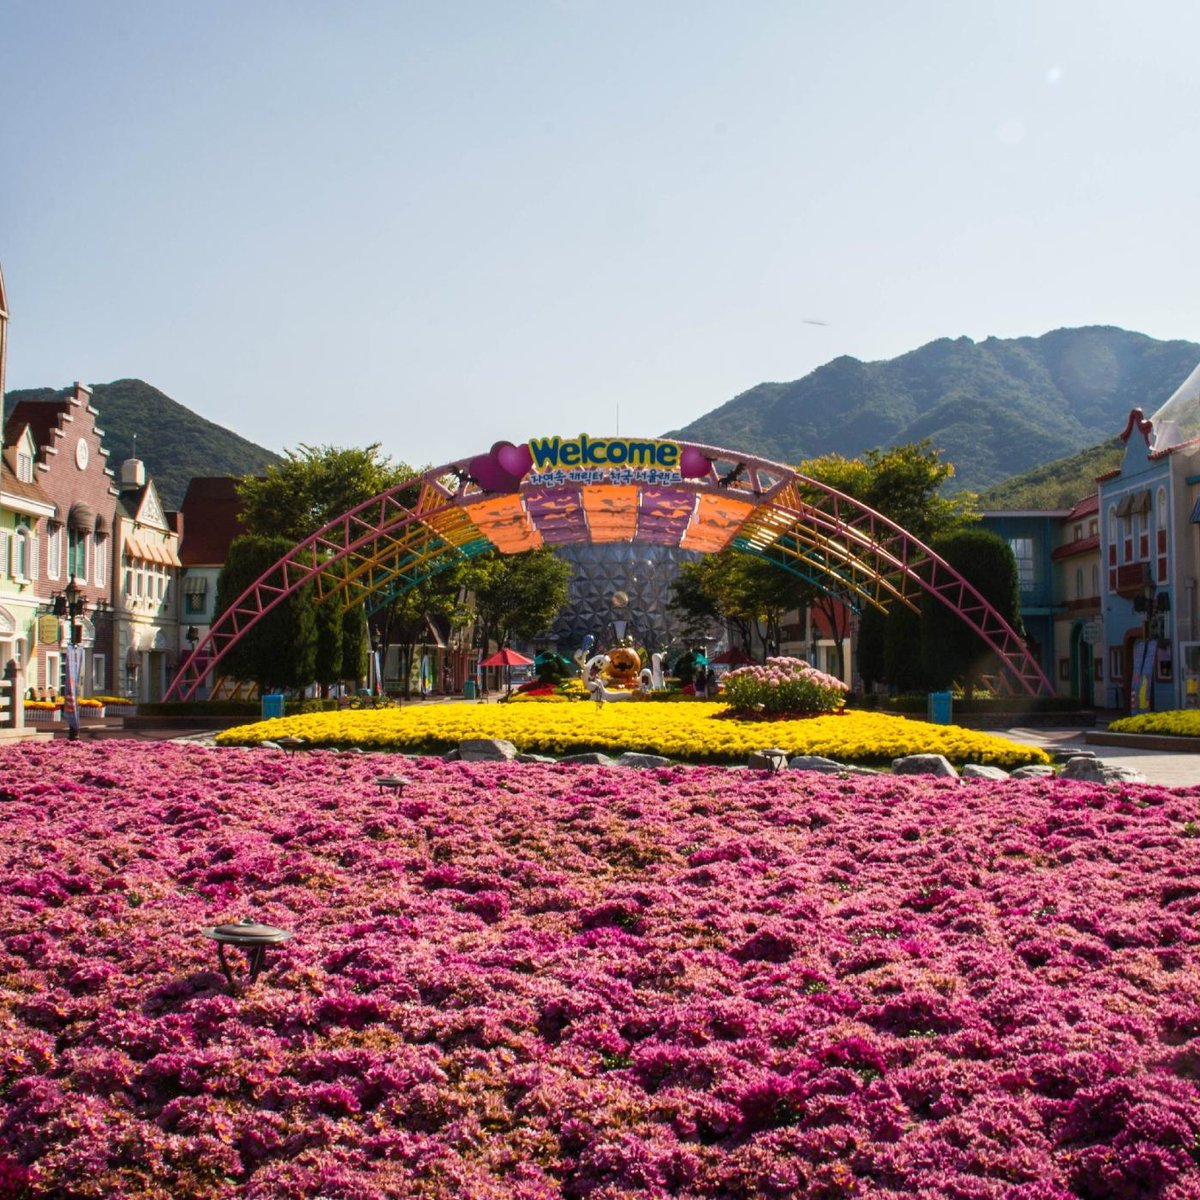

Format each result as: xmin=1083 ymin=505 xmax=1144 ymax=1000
xmin=4 ymin=1 xmax=1199 ymax=469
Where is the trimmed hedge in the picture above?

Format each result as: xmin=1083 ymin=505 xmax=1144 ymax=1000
xmin=136 ymin=699 xmax=339 ymax=718
xmin=851 ymin=694 xmax=1083 ymax=715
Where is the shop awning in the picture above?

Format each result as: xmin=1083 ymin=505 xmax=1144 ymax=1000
xmin=68 ymin=503 xmax=95 ymax=532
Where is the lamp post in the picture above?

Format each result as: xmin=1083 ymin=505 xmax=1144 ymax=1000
xmin=54 ymin=578 xmax=87 ymax=741
xmin=184 ymin=625 xmax=200 ymax=695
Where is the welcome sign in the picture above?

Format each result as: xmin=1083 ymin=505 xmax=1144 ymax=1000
xmin=528 ymin=436 xmax=680 ymax=470
xmin=468 ymin=436 xmax=712 ymax=492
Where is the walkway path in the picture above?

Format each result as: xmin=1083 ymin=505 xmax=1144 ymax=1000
xmin=1003 ymin=725 xmax=1200 ymax=789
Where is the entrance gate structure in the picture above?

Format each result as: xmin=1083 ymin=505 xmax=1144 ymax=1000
xmin=165 ymin=437 xmax=1053 ymax=701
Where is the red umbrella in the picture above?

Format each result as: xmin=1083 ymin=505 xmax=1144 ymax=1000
xmin=710 ymin=647 xmax=755 ymax=665
xmin=480 ymin=648 xmax=535 ymax=667
xmin=480 ymin=647 xmax=535 ymax=696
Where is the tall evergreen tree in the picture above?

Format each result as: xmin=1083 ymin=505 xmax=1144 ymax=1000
xmin=214 ymin=536 xmax=317 ymax=692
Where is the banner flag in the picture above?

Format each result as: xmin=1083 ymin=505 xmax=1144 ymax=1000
xmin=63 ymin=643 xmax=84 ymax=734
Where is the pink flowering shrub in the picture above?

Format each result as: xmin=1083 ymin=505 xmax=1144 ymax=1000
xmin=0 ymin=741 xmax=1198 ymax=1198
xmin=721 ymin=655 xmax=849 ymax=715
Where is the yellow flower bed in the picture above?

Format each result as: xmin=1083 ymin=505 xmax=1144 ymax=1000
xmin=1108 ymin=709 xmax=1200 ymax=737
xmin=215 ymin=703 xmax=1051 ymax=768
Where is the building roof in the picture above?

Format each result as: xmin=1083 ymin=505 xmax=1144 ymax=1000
xmin=1063 ymin=493 xmax=1099 ymax=521
xmin=1051 ymin=534 xmax=1099 ymax=562
xmin=0 ymin=448 xmax=55 ymax=512
xmin=179 ymin=476 xmax=246 ymax=565
xmin=4 ymin=395 xmax=71 ymax=455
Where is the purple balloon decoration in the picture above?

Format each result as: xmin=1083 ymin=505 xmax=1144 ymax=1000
xmin=470 ymin=453 xmax=520 ymax=492
xmin=678 ymin=446 xmax=712 ymax=479
xmin=497 ymin=442 xmax=533 ymax=479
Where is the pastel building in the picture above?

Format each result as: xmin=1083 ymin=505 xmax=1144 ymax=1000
xmin=1097 ymin=363 xmax=1200 ymax=712
xmin=2 ymin=384 xmax=119 ymax=696
xmin=113 ymin=458 xmax=183 ymax=701
xmin=1050 ymin=494 xmax=1102 ymax=705
xmin=177 ymin=476 xmax=246 ymax=696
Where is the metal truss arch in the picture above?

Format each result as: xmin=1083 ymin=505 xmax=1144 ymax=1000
xmin=166 ymin=440 xmax=1052 ymax=700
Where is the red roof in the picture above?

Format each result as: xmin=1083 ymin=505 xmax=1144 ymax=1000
xmin=0 ymin=448 xmax=54 ymax=509
xmin=179 ymin=477 xmax=246 ymax=565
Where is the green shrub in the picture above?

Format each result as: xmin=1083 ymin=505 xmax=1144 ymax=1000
xmin=721 ymin=657 xmax=848 ymax=716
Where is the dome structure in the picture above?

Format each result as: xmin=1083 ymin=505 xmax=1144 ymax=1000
xmin=1149 ymin=360 xmax=1200 ymax=450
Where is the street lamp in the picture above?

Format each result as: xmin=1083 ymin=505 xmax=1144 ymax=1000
xmin=53 ymin=578 xmax=87 ymax=741
xmin=185 ymin=626 xmax=200 ymax=693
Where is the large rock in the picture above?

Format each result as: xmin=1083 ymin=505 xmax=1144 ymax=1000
xmin=961 ymin=763 xmax=1010 ymax=781
xmin=458 ymin=739 xmax=518 ymax=762
xmin=1059 ymin=756 xmax=1147 ymax=784
xmin=617 ymin=752 xmax=672 ymax=769
xmin=748 ymin=748 xmax=789 ymax=772
xmin=1011 ymin=764 xmax=1056 ymax=779
xmin=892 ymin=754 xmax=959 ymax=778
xmin=516 ymin=753 xmax=557 ymax=764
xmin=558 ymin=752 xmax=617 ymax=766
xmin=787 ymin=755 xmax=847 ymax=773
xmin=1051 ymin=746 xmax=1096 ymax=763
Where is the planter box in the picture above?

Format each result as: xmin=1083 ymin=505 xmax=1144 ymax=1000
xmin=103 ymin=703 xmax=137 ymax=717
xmin=80 ymin=706 xmax=107 ymax=720
xmin=26 ymin=708 xmax=61 ymax=724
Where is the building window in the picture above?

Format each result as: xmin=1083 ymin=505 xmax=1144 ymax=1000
xmin=184 ymin=575 xmax=209 ymax=616
xmin=92 ymin=654 xmax=106 ymax=693
xmin=1009 ymin=538 xmax=1035 ymax=593
xmin=94 ymin=537 xmax=107 ymax=588
xmin=1073 ymin=524 xmax=1083 ymax=542
xmin=1075 ymin=567 xmax=1083 ymax=600
xmin=45 ymin=652 xmax=61 ymax=696
xmin=10 ymin=525 xmax=33 ymax=581
xmin=16 ymin=451 xmax=33 ymax=483
xmin=1109 ymin=646 xmax=1124 ymax=681
xmin=68 ymin=528 xmax=88 ymax=583
xmin=1157 ymin=487 xmax=1168 ymax=527
xmin=1089 ymin=519 xmax=1098 ymax=537
xmin=1091 ymin=564 xmax=1100 ymax=598
xmin=46 ymin=524 xmax=62 ymax=581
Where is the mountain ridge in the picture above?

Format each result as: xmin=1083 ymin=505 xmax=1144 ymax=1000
xmin=666 ymin=326 xmax=1200 ymax=493
xmin=4 ymin=378 xmax=281 ymax=509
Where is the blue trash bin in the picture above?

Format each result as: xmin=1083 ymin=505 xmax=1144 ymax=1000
xmin=927 ymin=691 xmax=952 ymax=725
xmin=261 ymin=693 xmax=285 ymax=720
xmin=463 ymin=680 xmax=477 ymax=700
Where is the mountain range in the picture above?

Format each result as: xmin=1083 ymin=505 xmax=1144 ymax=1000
xmin=3 ymin=378 xmax=282 ymax=509
xmin=8 ymin=326 xmax=1198 ymax=515
xmin=667 ymin=326 xmax=1200 ymax=496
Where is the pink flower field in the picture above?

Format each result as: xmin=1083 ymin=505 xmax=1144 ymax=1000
xmin=1 ymin=741 xmax=1200 ymax=1200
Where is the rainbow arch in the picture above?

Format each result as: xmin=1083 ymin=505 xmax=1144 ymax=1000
xmin=165 ymin=439 xmax=1052 ymax=700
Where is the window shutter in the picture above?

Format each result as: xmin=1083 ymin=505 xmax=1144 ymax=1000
xmin=0 ymin=530 xmax=9 ymax=577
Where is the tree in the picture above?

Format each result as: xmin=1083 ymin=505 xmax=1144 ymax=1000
xmin=799 ymin=440 xmax=977 ymax=541
xmin=921 ymin=528 xmax=1022 ymax=697
xmin=214 ymin=536 xmax=317 ymax=692
xmin=799 ymin=441 xmax=980 ymax=692
xmin=341 ymin=605 xmax=368 ymax=689
xmin=466 ymin=550 xmax=572 ymax=654
xmin=236 ymin=444 xmax=421 ymax=688
xmin=312 ymin=600 xmax=343 ymax=697
xmin=668 ymin=548 xmax=803 ymax=660
xmin=371 ymin=562 xmax=474 ymax=699
xmin=237 ymin=444 xmax=417 ymax=542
